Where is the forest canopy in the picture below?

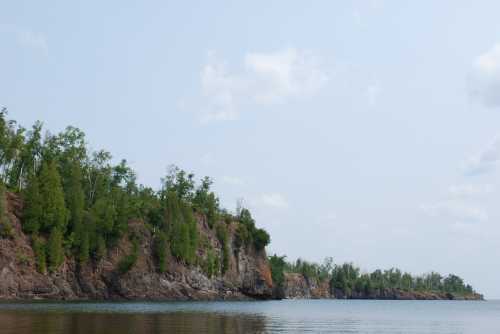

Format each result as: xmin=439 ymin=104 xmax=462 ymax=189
xmin=269 ymin=255 xmax=478 ymax=298
xmin=0 ymin=109 xmax=270 ymax=274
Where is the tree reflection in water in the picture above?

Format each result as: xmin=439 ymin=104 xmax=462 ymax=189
xmin=0 ymin=312 xmax=268 ymax=334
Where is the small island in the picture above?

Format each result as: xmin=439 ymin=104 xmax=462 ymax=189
xmin=0 ymin=111 xmax=482 ymax=301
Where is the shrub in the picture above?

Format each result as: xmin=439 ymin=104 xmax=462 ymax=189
xmin=117 ymin=239 xmax=139 ymax=274
xmin=47 ymin=228 xmax=64 ymax=272
xmin=33 ymin=237 xmax=46 ymax=274
xmin=216 ymin=223 xmax=229 ymax=274
xmin=153 ymin=231 xmax=168 ymax=273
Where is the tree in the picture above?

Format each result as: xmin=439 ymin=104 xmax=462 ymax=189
xmin=216 ymin=222 xmax=229 ymax=274
xmin=162 ymin=165 xmax=195 ymax=201
xmin=47 ymin=228 xmax=64 ymax=271
xmin=23 ymin=174 xmax=42 ymax=234
xmin=66 ymin=161 xmax=85 ymax=244
xmin=39 ymin=161 xmax=68 ymax=232
xmin=253 ymin=228 xmax=270 ymax=250
xmin=269 ymin=254 xmax=287 ymax=288
xmin=0 ymin=182 xmax=13 ymax=238
xmin=153 ymin=231 xmax=168 ymax=273
xmin=165 ymin=191 xmax=189 ymax=261
xmin=91 ymin=196 xmax=117 ymax=245
xmin=33 ymin=236 xmax=46 ymax=273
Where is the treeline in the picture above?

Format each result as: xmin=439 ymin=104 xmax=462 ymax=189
xmin=0 ymin=109 xmax=270 ymax=275
xmin=269 ymin=255 xmax=477 ymax=297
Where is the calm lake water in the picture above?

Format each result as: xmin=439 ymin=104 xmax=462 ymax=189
xmin=0 ymin=300 xmax=498 ymax=334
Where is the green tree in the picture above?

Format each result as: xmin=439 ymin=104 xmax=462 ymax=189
xmin=153 ymin=231 xmax=168 ymax=273
xmin=23 ymin=174 xmax=43 ymax=234
xmin=253 ymin=228 xmax=270 ymax=250
xmin=47 ymin=228 xmax=64 ymax=271
xmin=33 ymin=236 xmax=46 ymax=274
xmin=0 ymin=182 xmax=13 ymax=238
xmin=269 ymin=254 xmax=287 ymax=288
xmin=216 ymin=222 xmax=229 ymax=274
xmin=39 ymin=161 xmax=68 ymax=232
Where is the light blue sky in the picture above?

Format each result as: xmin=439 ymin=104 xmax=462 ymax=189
xmin=2 ymin=1 xmax=500 ymax=297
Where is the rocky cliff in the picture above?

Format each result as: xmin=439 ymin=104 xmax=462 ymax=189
xmin=280 ymin=272 xmax=483 ymax=300
xmin=0 ymin=193 xmax=273 ymax=300
xmin=0 ymin=193 xmax=483 ymax=301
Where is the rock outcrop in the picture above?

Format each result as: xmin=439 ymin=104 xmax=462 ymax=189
xmin=0 ymin=193 xmax=273 ymax=301
xmin=280 ymin=272 xmax=483 ymax=300
xmin=0 ymin=193 xmax=483 ymax=301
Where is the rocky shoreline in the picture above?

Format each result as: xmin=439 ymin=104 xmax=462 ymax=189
xmin=0 ymin=193 xmax=482 ymax=302
xmin=277 ymin=272 xmax=483 ymax=301
xmin=0 ymin=192 xmax=273 ymax=301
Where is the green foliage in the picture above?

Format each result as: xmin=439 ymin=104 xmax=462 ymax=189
xmin=253 ymin=228 xmax=270 ymax=251
xmin=164 ymin=191 xmax=198 ymax=264
xmin=66 ymin=161 xmax=85 ymax=236
xmin=78 ymin=229 xmax=90 ymax=264
xmin=39 ymin=161 xmax=68 ymax=232
xmin=47 ymin=228 xmax=64 ymax=272
xmin=117 ymin=238 xmax=139 ymax=274
xmin=90 ymin=197 xmax=117 ymax=244
xmin=192 ymin=177 xmax=219 ymax=228
xmin=23 ymin=174 xmax=42 ymax=234
xmin=216 ymin=222 xmax=229 ymax=274
xmin=203 ymin=248 xmax=218 ymax=278
xmin=16 ymin=250 xmax=30 ymax=266
xmin=65 ymin=161 xmax=88 ymax=263
xmin=162 ymin=165 xmax=195 ymax=201
xmin=0 ymin=182 xmax=13 ymax=238
xmin=0 ymin=113 xmax=272 ymax=278
xmin=235 ymin=208 xmax=270 ymax=251
xmin=153 ymin=231 xmax=168 ymax=273
xmin=269 ymin=254 xmax=287 ymax=288
xmin=33 ymin=236 xmax=46 ymax=274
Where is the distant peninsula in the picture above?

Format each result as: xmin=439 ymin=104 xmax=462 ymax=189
xmin=0 ymin=110 xmax=482 ymax=301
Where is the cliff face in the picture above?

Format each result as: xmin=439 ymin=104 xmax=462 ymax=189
xmin=0 ymin=193 xmax=273 ymax=300
xmin=281 ymin=273 xmax=483 ymax=301
xmin=280 ymin=273 xmax=331 ymax=299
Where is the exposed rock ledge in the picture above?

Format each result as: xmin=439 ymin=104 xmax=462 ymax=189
xmin=0 ymin=193 xmax=482 ymax=301
xmin=0 ymin=192 xmax=273 ymax=301
xmin=277 ymin=272 xmax=483 ymax=301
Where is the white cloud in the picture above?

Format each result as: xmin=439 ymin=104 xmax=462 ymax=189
xmin=0 ymin=24 xmax=48 ymax=56
xmin=366 ymin=82 xmax=381 ymax=106
xmin=198 ymin=48 xmax=329 ymax=122
xmin=464 ymin=135 xmax=500 ymax=175
xmin=254 ymin=192 xmax=289 ymax=209
xmin=469 ymin=44 xmax=500 ymax=108
xmin=448 ymin=184 xmax=493 ymax=198
xmin=221 ymin=176 xmax=245 ymax=186
xmin=244 ymin=48 xmax=329 ymax=104
xmin=421 ymin=200 xmax=488 ymax=224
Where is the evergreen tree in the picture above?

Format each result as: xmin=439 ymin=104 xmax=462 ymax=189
xmin=0 ymin=182 xmax=13 ymax=238
xmin=39 ymin=161 xmax=68 ymax=232
xmin=78 ymin=229 xmax=90 ymax=264
xmin=153 ymin=231 xmax=168 ymax=273
xmin=91 ymin=196 xmax=116 ymax=246
xmin=23 ymin=174 xmax=42 ymax=234
xmin=33 ymin=236 xmax=46 ymax=274
xmin=66 ymin=161 xmax=84 ymax=234
xmin=47 ymin=228 xmax=64 ymax=271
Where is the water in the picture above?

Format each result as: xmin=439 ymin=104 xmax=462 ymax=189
xmin=0 ymin=300 xmax=498 ymax=334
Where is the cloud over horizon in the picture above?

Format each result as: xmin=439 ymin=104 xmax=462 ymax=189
xmin=198 ymin=48 xmax=329 ymax=122
xmin=469 ymin=44 xmax=500 ymax=108
xmin=464 ymin=135 xmax=500 ymax=175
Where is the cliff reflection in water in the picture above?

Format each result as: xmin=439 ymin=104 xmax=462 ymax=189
xmin=0 ymin=312 xmax=267 ymax=334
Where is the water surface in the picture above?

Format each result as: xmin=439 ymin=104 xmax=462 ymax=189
xmin=0 ymin=300 xmax=498 ymax=333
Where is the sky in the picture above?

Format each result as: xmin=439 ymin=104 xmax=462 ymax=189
xmin=2 ymin=0 xmax=500 ymax=297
